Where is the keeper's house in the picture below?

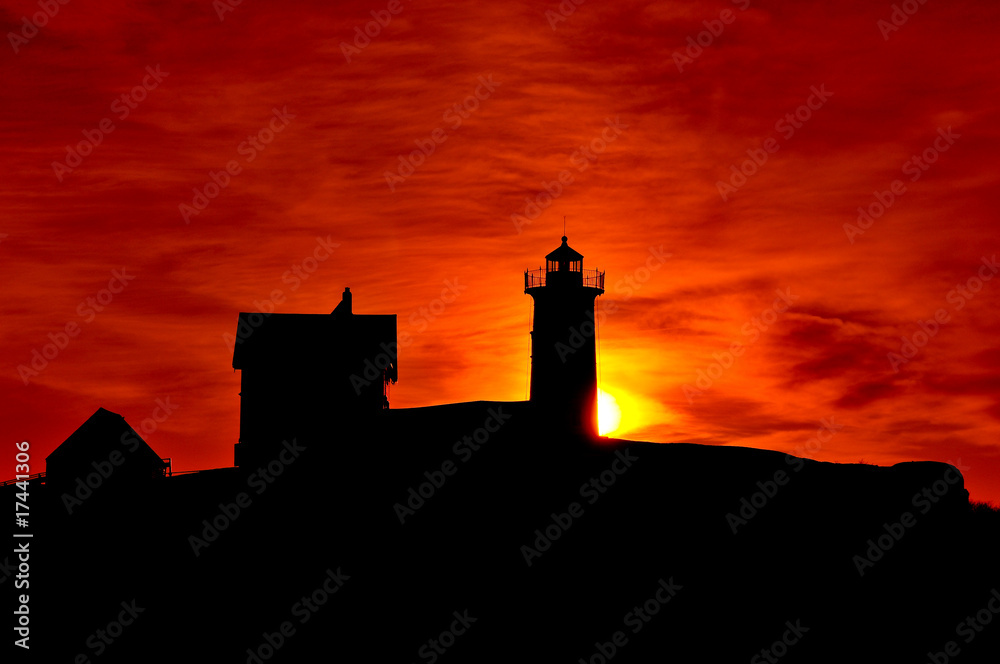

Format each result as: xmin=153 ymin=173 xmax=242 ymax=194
xmin=231 ymin=287 xmax=397 ymax=468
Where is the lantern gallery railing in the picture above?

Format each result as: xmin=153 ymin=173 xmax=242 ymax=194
xmin=524 ymin=268 xmax=605 ymax=290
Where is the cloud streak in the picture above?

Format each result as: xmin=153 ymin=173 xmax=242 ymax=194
xmin=2 ymin=0 xmax=999 ymax=502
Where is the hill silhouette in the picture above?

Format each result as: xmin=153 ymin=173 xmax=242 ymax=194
xmin=9 ymin=400 xmax=1000 ymax=663
xmin=9 ymin=238 xmax=1000 ymax=663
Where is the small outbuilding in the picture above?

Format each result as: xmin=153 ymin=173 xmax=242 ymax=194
xmin=45 ymin=407 xmax=170 ymax=497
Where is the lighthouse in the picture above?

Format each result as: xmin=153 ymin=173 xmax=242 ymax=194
xmin=524 ymin=236 xmax=605 ymax=437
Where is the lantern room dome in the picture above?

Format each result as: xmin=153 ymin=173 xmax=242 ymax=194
xmin=525 ymin=236 xmax=604 ymax=292
xmin=545 ymin=236 xmax=584 ymax=267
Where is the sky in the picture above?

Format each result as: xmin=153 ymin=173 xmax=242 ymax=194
xmin=2 ymin=0 xmax=999 ymax=503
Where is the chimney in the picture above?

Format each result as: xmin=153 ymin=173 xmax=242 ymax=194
xmin=332 ymin=287 xmax=353 ymax=317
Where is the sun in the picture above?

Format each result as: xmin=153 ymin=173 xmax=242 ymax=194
xmin=597 ymin=389 xmax=622 ymax=436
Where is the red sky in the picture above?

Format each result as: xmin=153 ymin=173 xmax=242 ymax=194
xmin=3 ymin=0 xmax=999 ymax=503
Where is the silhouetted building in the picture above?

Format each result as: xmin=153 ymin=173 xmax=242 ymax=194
xmin=525 ymin=236 xmax=604 ymax=437
xmin=17 ymin=235 xmax=998 ymax=664
xmin=231 ymin=287 xmax=397 ymax=468
xmin=44 ymin=407 xmax=170 ymax=496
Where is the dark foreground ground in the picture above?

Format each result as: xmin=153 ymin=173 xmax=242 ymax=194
xmin=9 ymin=400 xmax=1000 ymax=662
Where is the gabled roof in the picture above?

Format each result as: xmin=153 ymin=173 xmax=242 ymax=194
xmin=45 ymin=407 xmax=163 ymax=467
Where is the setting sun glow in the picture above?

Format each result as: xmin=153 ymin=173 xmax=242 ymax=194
xmin=598 ymin=389 xmax=622 ymax=436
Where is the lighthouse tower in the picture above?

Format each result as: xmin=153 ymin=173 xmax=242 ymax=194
xmin=524 ymin=236 xmax=605 ymax=437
